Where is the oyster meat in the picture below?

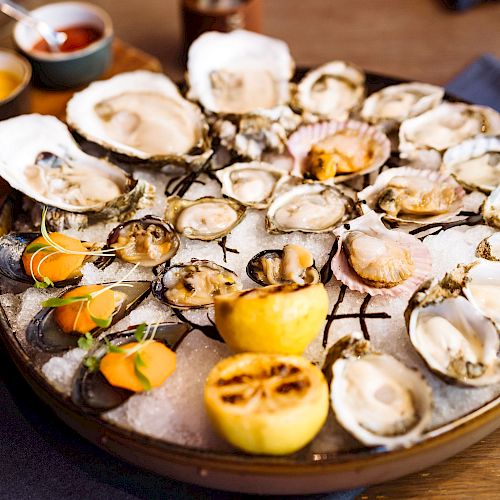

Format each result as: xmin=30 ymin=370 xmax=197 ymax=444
xmin=293 ymin=61 xmax=365 ymax=121
xmin=152 ymin=260 xmax=242 ymax=309
xmin=247 ymin=244 xmax=320 ymax=286
xmin=67 ymin=71 xmax=211 ymax=167
xmin=165 ymin=196 xmax=246 ymax=241
xmin=0 ymin=114 xmax=152 ymax=228
xmin=266 ymin=182 xmax=354 ymax=234
xmin=361 ymin=82 xmax=444 ymax=127
xmin=107 ymin=216 xmax=180 ymax=267
xmin=325 ymin=333 xmax=432 ymax=449
xmin=442 ymin=135 xmax=500 ymax=193
xmin=187 ymin=30 xmax=293 ymax=115
xmin=215 ymin=161 xmax=286 ymax=209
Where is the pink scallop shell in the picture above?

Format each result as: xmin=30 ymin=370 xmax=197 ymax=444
xmin=286 ymin=119 xmax=391 ymax=183
xmin=331 ymin=213 xmax=432 ymax=297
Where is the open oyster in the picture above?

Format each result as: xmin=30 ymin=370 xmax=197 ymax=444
xmin=287 ymin=119 xmax=390 ymax=183
xmin=331 ymin=211 xmax=431 ymax=296
xmin=357 ymin=166 xmax=465 ymax=224
xmin=476 ymin=232 xmax=500 ymax=261
xmin=215 ymin=161 xmax=287 ymax=209
xmin=165 ymin=196 xmax=246 ymax=241
xmin=247 ymin=244 xmax=320 ymax=286
xmin=324 ymin=332 xmax=432 ymax=449
xmin=293 ymin=61 xmax=365 ymax=122
xmin=442 ymin=135 xmax=500 ymax=193
xmin=406 ymin=265 xmax=500 ymax=386
xmin=187 ymin=30 xmax=293 ymax=115
xmin=482 ymin=187 xmax=500 ymax=228
xmin=27 ymin=281 xmax=151 ymax=352
xmin=107 ymin=216 xmax=180 ymax=267
xmin=152 ymin=260 xmax=242 ymax=309
xmin=266 ymin=182 xmax=355 ymax=234
xmin=361 ymin=82 xmax=444 ymax=129
xmin=67 ymin=71 xmax=211 ymax=168
xmin=0 ymin=114 xmax=153 ymax=230
xmin=399 ymin=103 xmax=500 ymax=169
xmin=72 ymin=322 xmax=191 ymax=413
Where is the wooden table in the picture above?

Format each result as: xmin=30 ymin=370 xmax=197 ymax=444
xmin=1 ymin=1 xmax=499 ymax=497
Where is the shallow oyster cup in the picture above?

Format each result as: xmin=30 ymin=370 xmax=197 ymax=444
xmin=14 ymin=2 xmax=113 ymax=89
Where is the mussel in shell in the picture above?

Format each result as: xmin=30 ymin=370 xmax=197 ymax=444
xmin=107 ymin=215 xmax=180 ymax=267
xmin=152 ymin=260 xmax=242 ymax=309
xmin=246 ymin=244 xmax=320 ymax=286
xmin=0 ymin=232 xmax=113 ymax=287
xmin=72 ymin=322 xmax=191 ymax=413
xmin=26 ymin=281 xmax=151 ymax=352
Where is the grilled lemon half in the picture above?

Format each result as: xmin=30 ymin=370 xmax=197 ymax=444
xmin=214 ymin=283 xmax=329 ymax=355
xmin=205 ymin=353 xmax=329 ymax=455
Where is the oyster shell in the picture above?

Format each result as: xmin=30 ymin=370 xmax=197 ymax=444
xmin=287 ymin=119 xmax=390 ymax=183
xmin=107 ymin=215 xmax=180 ymax=267
xmin=361 ymin=82 xmax=444 ymax=129
xmin=67 ymin=71 xmax=212 ymax=168
xmin=442 ymin=135 xmax=500 ymax=193
xmin=482 ymin=187 xmax=500 ymax=228
xmin=324 ymin=332 xmax=432 ymax=449
xmin=215 ymin=161 xmax=287 ymax=209
xmin=399 ymin=103 xmax=500 ymax=169
xmin=187 ymin=30 xmax=294 ymax=115
xmin=0 ymin=114 xmax=153 ymax=229
xmin=357 ymin=166 xmax=465 ymax=224
xmin=476 ymin=232 xmax=500 ymax=261
xmin=266 ymin=182 xmax=355 ymax=234
xmin=165 ymin=196 xmax=246 ymax=241
xmin=26 ymin=281 xmax=151 ymax=352
xmin=246 ymin=244 xmax=320 ymax=286
xmin=152 ymin=260 xmax=242 ymax=309
xmin=293 ymin=61 xmax=365 ymax=121
xmin=331 ymin=211 xmax=432 ymax=296
xmin=72 ymin=322 xmax=191 ymax=413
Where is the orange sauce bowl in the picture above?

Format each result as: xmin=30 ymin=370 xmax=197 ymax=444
xmin=0 ymin=49 xmax=31 ymax=120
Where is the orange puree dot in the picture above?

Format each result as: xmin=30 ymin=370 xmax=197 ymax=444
xmin=22 ymin=233 xmax=86 ymax=282
xmin=54 ymin=284 xmax=117 ymax=334
xmin=100 ymin=341 xmax=176 ymax=392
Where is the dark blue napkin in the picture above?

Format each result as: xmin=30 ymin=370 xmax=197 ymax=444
xmin=446 ymin=53 xmax=500 ymax=111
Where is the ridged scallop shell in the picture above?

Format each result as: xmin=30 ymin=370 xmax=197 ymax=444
xmin=331 ymin=211 xmax=432 ymax=296
xmin=287 ymin=119 xmax=390 ymax=183
xmin=357 ymin=166 xmax=465 ymax=224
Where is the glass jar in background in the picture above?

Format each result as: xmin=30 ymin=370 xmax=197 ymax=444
xmin=181 ymin=0 xmax=262 ymax=62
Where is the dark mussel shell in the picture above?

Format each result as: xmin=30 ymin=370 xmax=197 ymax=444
xmin=26 ymin=281 xmax=151 ymax=352
xmin=246 ymin=248 xmax=320 ymax=286
xmin=72 ymin=322 xmax=191 ymax=413
xmin=0 ymin=232 xmax=113 ymax=287
xmin=107 ymin=215 xmax=180 ymax=267
xmin=151 ymin=259 xmax=242 ymax=310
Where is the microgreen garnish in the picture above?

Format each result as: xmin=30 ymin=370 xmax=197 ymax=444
xmin=104 ymin=338 xmax=126 ymax=354
xmin=90 ymin=315 xmax=113 ymax=328
xmin=84 ymin=356 xmax=100 ymax=372
xmin=25 ymin=243 xmax=53 ymax=254
xmin=134 ymin=352 xmax=152 ymax=391
xmin=134 ymin=323 xmax=147 ymax=342
xmin=42 ymin=295 xmax=93 ymax=308
xmin=78 ymin=332 xmax=94 ymax=351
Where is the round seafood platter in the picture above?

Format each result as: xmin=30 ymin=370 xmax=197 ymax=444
xmin=0 ymin=30 xmax=499 ymax=494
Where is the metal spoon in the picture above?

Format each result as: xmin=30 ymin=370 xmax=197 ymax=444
xmin=0 ymin=0 xmax=67 ymax=52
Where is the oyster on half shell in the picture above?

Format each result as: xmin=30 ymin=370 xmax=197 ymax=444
xmin=66 ymin=71 xmax=212 ymax=168
xmin=0 ymin=114 xmax=153 ymax=230
xmin=293 ymin=61 xmax=365 ymax=122
xmin=324 ymin=332 xmax=433 ymax=450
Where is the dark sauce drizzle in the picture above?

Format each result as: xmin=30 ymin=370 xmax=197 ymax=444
xmin=171 ymin=308 xmax=223 ymax=342
xmin=217 ymin=236 xmax=240 ymax=263
xmin=409 ymin=212 xmax=483 ymax=240
xmin=319 ymin=237 xmax=339 ymax=285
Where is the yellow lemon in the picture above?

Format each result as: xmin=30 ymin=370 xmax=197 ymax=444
xmin=214 ymin=283 xmax=329 ymax=355
xmin=204 ymin=352 xmax=329 ymax=455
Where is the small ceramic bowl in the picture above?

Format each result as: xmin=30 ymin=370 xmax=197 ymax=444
xmin=0 ymin=49 xmax=31 ymax=120
xmin=13 ymin=2 xmax=113 ymax=89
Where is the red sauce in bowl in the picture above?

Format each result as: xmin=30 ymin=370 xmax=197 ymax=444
xmin=32 ymin=25 xmax=102 ymax=53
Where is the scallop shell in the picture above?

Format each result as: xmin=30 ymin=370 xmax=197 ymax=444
xmin=67 ymin=71 xmax=212 ymax=169
xmin=331 ymin=211 xmax=432 ymax=297
xmin=293 ymin=61 xmax=365 ymax=121
xmin=287 ymin=119 xmax=390 ymax=183
xmin=442 ymin=135 xmax=500 ymax=193
xmin=357 ymin=166 xmax=465 ymax=224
